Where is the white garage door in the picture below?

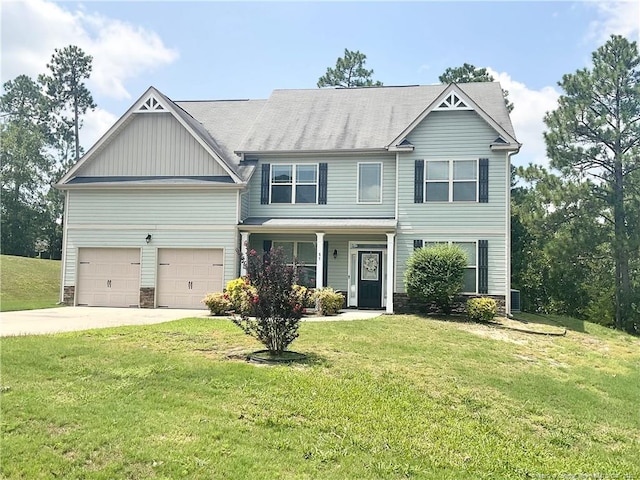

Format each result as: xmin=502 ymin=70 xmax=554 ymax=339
xmin=157 ymin=248 xmax=224 ymax=309
xmin=77 ymin=248 xmax=140 ymax=307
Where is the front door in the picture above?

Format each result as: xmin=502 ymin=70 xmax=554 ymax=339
xmin=358 ymin=251 xmax=382 ymax=309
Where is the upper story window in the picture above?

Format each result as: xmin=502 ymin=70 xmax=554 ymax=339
xmin=271 ymin=164 xmax=318 ymax=204
xmin=425 ymin=159 xmax=477 ymax=202
xmin=357 ymin=162 xmax=382 ymax=203
xmin=261 ymin=163 xmax=327 ymax=205
xmin=414 ymin=158 xmax=488 ymax=204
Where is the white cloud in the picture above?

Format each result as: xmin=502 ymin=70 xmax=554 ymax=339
xmin=1 ymin=0 xmax=178 ymax=100
xmin=487 ymin=68 xmax=560 ymax=168
xmin=587 ymin=1 xmax=640 ymax=43
xmin=80 ymin=108 xmax=119 ymax=153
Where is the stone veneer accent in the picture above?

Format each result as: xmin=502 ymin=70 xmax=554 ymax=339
xmin=63 ymin=286 xmax=75 ymax=306
xmin=393 ymin=293 xmax=506 ymax=315
xmin=139 ymin=287 xmax=155 ymax=308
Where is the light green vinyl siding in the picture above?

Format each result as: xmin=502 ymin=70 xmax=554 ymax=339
xmin=248 ymin=155 xmax=395 ymax=217
xmin=240 ymin=191 xmax=250 ymax=221
xmin=398 ymin=110 xmax=507 ymax=231
xmin=67 ymin=189 xmax=238 ymax=225
xmin=64 ymin=229 xmax=237 ymax=288
xmin=77 ymin=113 xmax=228 ymax=177
xmin=394 ymin=110 xmax=509 ymax=297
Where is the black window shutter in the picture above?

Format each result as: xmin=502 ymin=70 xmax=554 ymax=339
xmin=413 ymin=239 xmax=423 ymax=250
xmin=318 ymin=163 xmax=328 ymax=204
xmin=261 ymin=163 xmax=270 ymax=204
xmin=262 ymin=240 xmax=272 ymax=262
xmin=323 ymin=241 xmax=328 ymax=287
xmin=479 ymin=158 xmax=489 ymax=203
xmin=478 ymin=240 xmax=488 ymax=294
xmin=414 ymin=160 xmax=424 ymax=203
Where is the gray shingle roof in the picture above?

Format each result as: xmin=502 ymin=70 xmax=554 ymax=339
xmin=176 ymin=99 xmax=266 ymax=180
xmin=232 ymin=83 xmax=516 ymax=153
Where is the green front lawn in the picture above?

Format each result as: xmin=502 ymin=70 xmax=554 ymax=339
xmin=0 ymin=255 xmax=61 ymax=311
xmin=2 ymin=315 xmax=638 ymax=479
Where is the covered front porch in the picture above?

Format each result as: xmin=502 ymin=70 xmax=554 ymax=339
xmin=238 ymin=218 xmax=397 ymax=313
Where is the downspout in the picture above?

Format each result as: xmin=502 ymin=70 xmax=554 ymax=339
xmin=59 ymin=190 xmax=69 ymax=304
xmin=505 ymin=150 xmax=517 ymax=317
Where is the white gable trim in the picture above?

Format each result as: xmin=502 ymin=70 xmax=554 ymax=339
xmin=57 ymin=87 xmax=242 ymax=186
xmin=386 ymin=83 xmax=520 ymax=149
xmin=135 ymin=93 xmax=167 ymax=113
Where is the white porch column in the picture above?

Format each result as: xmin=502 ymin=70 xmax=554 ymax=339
xmin=316 ymin=232 xmax=325 ymax=289
xmin=240 ymin=232 xmax=250 ymax=277
xmin=386 ymin=233 xmax=395 ymax=314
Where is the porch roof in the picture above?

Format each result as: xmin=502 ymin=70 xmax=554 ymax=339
xmin=240 ymin=217 xmax=397 ymax=233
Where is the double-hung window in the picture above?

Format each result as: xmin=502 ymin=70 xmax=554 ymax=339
xmin=272 ymin=241 xmax=317 ymax=287
xmin=357 ymin=162 xmax=382 ymax=203
xmin=271 ymin=164 xmax=317 ymax=204
xmin=424 ymin=159 xmax=477 ymax=202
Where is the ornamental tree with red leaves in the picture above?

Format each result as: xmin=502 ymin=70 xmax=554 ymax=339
xmin=231 ymin=246 xmax=309 ymax=355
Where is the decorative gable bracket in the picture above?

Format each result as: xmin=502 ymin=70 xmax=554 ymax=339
xmin=136 ymin=94 xmax=166 ymax=113
xmin=434 ymin=92 xmax=471 ymax=111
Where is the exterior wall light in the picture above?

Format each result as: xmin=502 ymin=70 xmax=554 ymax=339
xmin=333 ymin=249 xmax=338 ymax=259
xmin=146 ymin=234 xmax=152 ymax=244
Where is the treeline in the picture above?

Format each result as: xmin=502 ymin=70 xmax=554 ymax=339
xmin=1 ymin=45 xmax=95 ymax=259
xmin=512 ymin=36 xmax=639 ymax=333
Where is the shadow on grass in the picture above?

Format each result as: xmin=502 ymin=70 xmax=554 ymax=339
xmin=511 ymin=312 xmax=586 ymax=334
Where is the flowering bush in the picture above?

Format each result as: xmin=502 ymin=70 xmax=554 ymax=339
xmin=231 ymin=246 xmax=311 ymax=355
xmin=466 ymin=297 xmax=498 ymax=322
xmin=314 ymin=287 xmax=344 ymax=316
xmin=225 ymin=277 xmax=255 ymax=316
xmin=202 ymin=292 xmax=231 ymax=316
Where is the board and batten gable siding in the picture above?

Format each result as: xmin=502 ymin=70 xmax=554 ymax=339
xmin=63 ymin=229 xmax=236 ymax=291
xmin=76 ymin=113 xmax=228 ymax=177
xmin=248 ymin=155 xmax=396 ymax=217
xmin=397 ymin=110 xmax=507 ymax=231
xmin=67 ymin=189 xmax=238 ymax=226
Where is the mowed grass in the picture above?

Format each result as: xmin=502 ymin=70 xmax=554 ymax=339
xmin=2 ymin=314 xmax=639 ymax=479
xmin=0 ymin=255 xmax=61 ymax=311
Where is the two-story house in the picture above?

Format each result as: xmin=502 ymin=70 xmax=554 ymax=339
xmin=56 ymin=82 xmax=520 ymax=314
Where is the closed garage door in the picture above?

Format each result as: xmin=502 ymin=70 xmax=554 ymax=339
xmin=157 ymin=249 xmax=224 ymax=309
xmin=77 ymin=248 xmax=140 ymax=307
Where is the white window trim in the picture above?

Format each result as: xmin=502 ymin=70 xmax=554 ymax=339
xmin=270 ymin=163 xmax=319 ymax=204
xmin=424 ymin=158 xmax=478 ymax=203
xmin=423 ymin=240 xmax=478 ymax=294
xmin=356 ymin=162 xmax=383 ymax=204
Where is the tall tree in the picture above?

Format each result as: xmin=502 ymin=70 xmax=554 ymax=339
xmin=39 ymin=45 xmax=96 ymax=163
xmin=0 ymin=75 xmax=52 ymax=257
xmin=318 ymin=49 xmax=383 ymax=88
xmin=439 ymin=63 xmax=514 ymax=112
xmin=544 ymin=35 xmax=640 ymax=333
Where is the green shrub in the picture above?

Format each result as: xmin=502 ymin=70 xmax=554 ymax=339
xmin=293 ymin=284 xmax=315 ymax=309
xmin=314 ymin=287 xmax=344 ymax=316
xmin=466 ymin=297 xmax=498 ymax=322
xmin=404 ymin=244 xmax=467 ymax=314
xmin=202 ymin=292 xmax=231 ymax=316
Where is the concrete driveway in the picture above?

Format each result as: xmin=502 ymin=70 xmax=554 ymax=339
xmin=0 ymin=307 xmax=385 ymax=337
xmin=0 ymin=307 xmax=209 ymax=337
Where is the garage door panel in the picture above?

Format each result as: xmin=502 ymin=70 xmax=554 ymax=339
xmin=77 ymin=248 xmax=140 ymax=307
xmin=157 ymin=248 xmax=224 ymax=309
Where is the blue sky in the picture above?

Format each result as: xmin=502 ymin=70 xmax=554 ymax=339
xmin=2 ymin=1 xmax=639 ymax=167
